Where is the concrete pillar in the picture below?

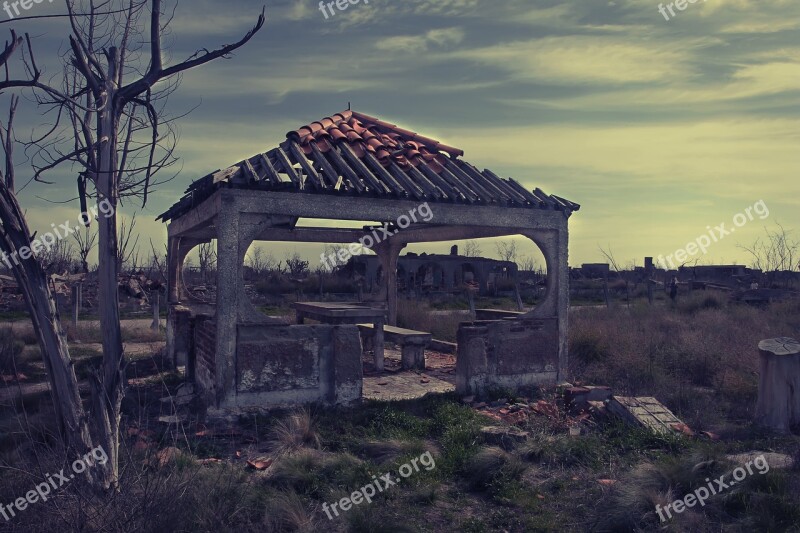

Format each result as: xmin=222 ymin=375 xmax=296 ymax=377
xmin=375 ymin=240 xmax=405 ymax=326
xmin=214 ymin=204 xmax=240 ymax=403
xmin=522 ymin=222 xmax=569 ymax=383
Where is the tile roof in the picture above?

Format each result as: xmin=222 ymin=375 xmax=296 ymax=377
xmin=157 ymin=110 xmax=579 ymax=223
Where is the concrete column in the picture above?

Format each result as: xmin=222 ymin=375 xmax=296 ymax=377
xmin=375 ymin=240 xmax=405 ymax=326
xmin=214 ymin=203 xmax=241 ymax=403
xmin=238 ymin=215 xmax=280 ymax=322
xmin=522 ymin=221 xmax=569 ymax=383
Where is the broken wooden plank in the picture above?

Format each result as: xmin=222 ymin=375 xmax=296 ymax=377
xmin=287 ymin=140 xmax=323 ymax=190
xmin=457 ymin=161 xmax=511 ymax=203
xmin=257 ymin=153 xmax=282 ymax=186
xmin=505 ymin=178 xmax=542 ymax=206
xmin=327 ymin=144 xmax=375 ymax=194
xmin=405 ymin=163 xmax=442 ymax=200
xmin=240 ymin=158 xmax=260 ymax=184
xmin=444 ymin=158 xmax=498 ymax=204
xmin=418 ymin=161 xmax=464 ymax=202
xmin=309 ymin=142 xmax=349 ymax=190
xmin=482 ymin=169 xmax=528 ymax=205
xmin=439 ymin=164 xmax=480 ymax=203
xmin=272 ymin=146 xmax=301 ymax=186
xmin=361 ymin=151 xmax=411 ymax=196
xmin=340 ymin=143 xmax=398 ymax=196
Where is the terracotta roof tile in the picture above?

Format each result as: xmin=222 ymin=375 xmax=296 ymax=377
xmin=286 ymin=109 xmax=463 ymax=174
xmin=156 ymin=110 xmax=580 ymax=223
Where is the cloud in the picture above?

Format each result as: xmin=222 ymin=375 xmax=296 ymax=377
xmin=448 ymin=35 xmax=700 ymax=85
xmin=375 ymin=27 xmax=465 ymax=54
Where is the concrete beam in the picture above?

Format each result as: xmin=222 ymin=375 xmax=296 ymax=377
xmin=172 ymin=189 xmax=568 ymax=231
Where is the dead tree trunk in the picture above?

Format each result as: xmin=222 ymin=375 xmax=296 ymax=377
xmin=755 ymin=337 xmax=800 ymax=433
xmin=0 ymin=3 xmax=265 ymax=491
xmin=89 ymin=70 xmax=126 ymax=490
xmin=0 ymin=180 xmax=94 ymax=461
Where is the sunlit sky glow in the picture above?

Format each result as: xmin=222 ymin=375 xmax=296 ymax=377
xmin=4 ymin=0 xmax=799 ymax=269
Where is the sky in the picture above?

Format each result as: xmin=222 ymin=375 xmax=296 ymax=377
xmin=1 ymin=0 xmax=798 ymax=270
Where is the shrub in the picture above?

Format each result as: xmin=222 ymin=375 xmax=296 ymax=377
xmin=464 ymin=446 xmax=526 ymax=492
xmin=570 ymin=330 xmax=612 ymax=365
xmin=268 ymin=409 xmax=321 ymax=454
xmin=0 ymin=327 xmax=24 ymax=374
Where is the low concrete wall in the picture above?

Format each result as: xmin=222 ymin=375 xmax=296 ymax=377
xmin=166 ymin=305 xmax=193 ymax=369
xmin=207 ymin=323 xmax=363 ymax=412
xmin=194 ymin=315 xmax=217 ymax=400
xmin=455 ymin=316 xmax=558 ymax=396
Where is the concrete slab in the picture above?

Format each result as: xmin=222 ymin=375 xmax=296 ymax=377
xmin=363 ymin=371 xmax=454 ymax=401
xmin=608 ymin=396 xmax=685 ymax=435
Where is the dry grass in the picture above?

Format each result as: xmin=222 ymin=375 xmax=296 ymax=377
xmin=268 ymin=409 xmax=321 ymax=455
xmin=464 ymin=446 xmax=527 ymax=491
xmin=396 ymin=298 xmax=467 ymax=342
xmin=263 ymin=490 xmax=318 ymax=532
xmin=569 ymin=295 xmax=800 ymax=430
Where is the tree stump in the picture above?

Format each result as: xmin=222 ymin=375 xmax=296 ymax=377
xmin=755 ymin=337 xmax=800 ymax=433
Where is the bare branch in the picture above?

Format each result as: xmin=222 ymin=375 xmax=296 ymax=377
xmin=120 ymin=5 xmax=265 ymax=100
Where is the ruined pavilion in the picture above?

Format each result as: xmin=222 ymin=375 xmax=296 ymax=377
xmin=158 ymin=110 xmax=580 ymax=412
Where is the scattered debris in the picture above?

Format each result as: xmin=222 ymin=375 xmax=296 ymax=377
xmin=670 ymin=423 xmax=695 ymax=437
xmin=564 ymin=385 xmax=612 ymax=411
xmin=530 ymin=399 xmax=559 ymax=419
xmin=1 ymin=373 xmax=28 ymax=382
xmin=158 ymin=415 xmax=186 ymax=425
xmin=727 ymin=451 xmax=794 ymax=470
xmin=150 ymin=447 xmax=184 ymax=468
xmin=247 ymin=458 xmax=273 ymax=471
xmin=481 ymin=426 xmax=529 ymax=450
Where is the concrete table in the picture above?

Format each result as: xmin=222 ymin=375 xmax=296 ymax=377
xmin=293 ymin=302 xmax=387 ymax=371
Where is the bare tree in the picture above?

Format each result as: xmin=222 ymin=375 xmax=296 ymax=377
xmin=0 ymin=35 xmax=95 ymax=476
xmin=1 ymin=2 xmax=265 ymax=490
xmin=197 ymin=241 xmax=216 ymax=283
xmin=463 ymin=240 xmax=482 ymax=258
xmin=117 ymin=213 xmax=140 ymax=272
xmin=285 ymin=252 xmax=309 ymax=278
xmin=599 ymin=244 xmax=631 ymax=307
xmin=518 ymin=255 xmax=537 ymax=272
xmin=495 ymin=240 xmax=518 ymax=263
xmin=72 ymin=226 xmax=97 ymax=273
xmin=38 ymin=238 xmax=76 ymax=274
xmin=145 ymin=238 xmax=166 ymax=283
xmin=246 ymin=245 xmax=277 ymax=275
xmin=739 ymin=223 xmax=799 ymax=287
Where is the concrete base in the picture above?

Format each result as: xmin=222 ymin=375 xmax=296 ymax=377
xmin=455 ymin=316 xmax=558 ymax=397
xmin=194 ymin=323 xmax=363 ymax=413
xmin=401 ymin=343 xmax=426 ymax=370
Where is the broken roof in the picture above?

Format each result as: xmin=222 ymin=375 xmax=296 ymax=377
xmin=158 ymin=110 xmax=579 ymax=223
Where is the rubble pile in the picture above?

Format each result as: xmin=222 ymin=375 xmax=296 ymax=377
xmin=0 ymin=271 xmax=164 ymax=313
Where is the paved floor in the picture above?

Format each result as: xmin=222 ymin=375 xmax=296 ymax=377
xmin=362 ymin=347 xmax=456 ymax=401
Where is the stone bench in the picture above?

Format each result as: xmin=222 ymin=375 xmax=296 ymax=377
xmin=357 ymin=324 xmax=431 ymax=370
xmin=475 ymin=309 xmax=525 ymax=321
